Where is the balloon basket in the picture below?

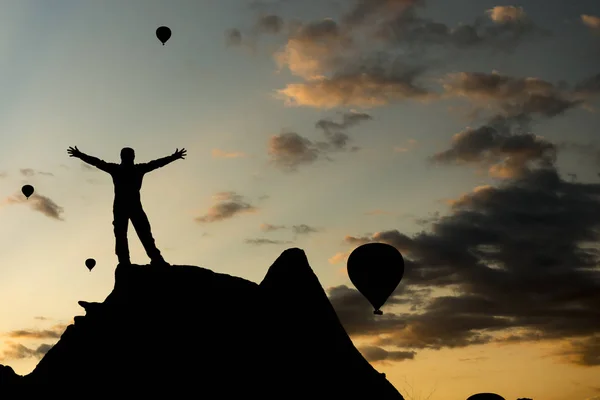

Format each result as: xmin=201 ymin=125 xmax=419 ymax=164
xmin=374 ymin=309 xmax=383 ymax=315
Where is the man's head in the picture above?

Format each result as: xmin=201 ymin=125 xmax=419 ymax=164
xmin=120 ymin=147 xmax=135 ymax=165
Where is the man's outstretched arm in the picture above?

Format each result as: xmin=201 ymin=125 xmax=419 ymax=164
xmin=67 ymin=146 xmax=114 ymax=173
xmin=140 ymin=148 xmax=187 ymax=173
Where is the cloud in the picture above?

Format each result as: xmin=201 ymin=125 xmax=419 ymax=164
xmin=582 ymin=15 xmax=600 ymax=31
xmin=81 ymin=163 xmax=94 ymax=170
xmin=268 ymin=131 xmax=321 ymax=171
xmin=373 ymin=4 xmax=547 ymax=52
xmin=276 ymin=62 xmax=437 ymax=108
xmin=245 ymin=238 xmax=293 ymax=245
xmin=195 ymin=192 xmax=258 ymax=223
xmin=315 ymin=111 xmax=373 ymax=151
xmin=5 ymin=324 xmax=66 ymax=339
xmin=430 ymin=114 xmax=557 ymax=179
xmin=260 ymin=223 xmax=286 ymax=232
xmin=211 ymin=149 xmax=247 ymax=158
xmin=329 ymin=148 xmax=600 ymax=365
xmin=291 ymin=224 xmax=319 ymax=235
xmin=442 ymin=71 xmax=583 ymax=118
xmin=268 ymin=111 xmax=373 ymax=171
xmin=19 ymin=168 xmax=54 ymax=177
xmin=256 ymin=14 xmax=284 ymax=34
xmin=225 ymin=28 xmax=242 ymax=46
xmin=328 ymin=251 xmax=350 ymax=265
xmin=4 ymin=193 xmax=65 ymax=220
xmin=486 ymin=6 xmax=527 ymax=23
xmin=557 ymin=335 xmax=600 ymax=367
xmin=0 ymin=171 xmax=7 ymax=178
xmin=233 ymin=1 xmax=549 ymax=109
xmin=358 ymin=345 xmax=416 ymax=363
xmin=0 ymin=343 xmax=53 ymax=361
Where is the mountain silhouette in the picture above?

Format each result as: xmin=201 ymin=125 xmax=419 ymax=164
xmin=0 ymin=248 xmax=404 ymax=398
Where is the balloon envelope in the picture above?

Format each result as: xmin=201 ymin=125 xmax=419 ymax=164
xmin=156 ymin=26 xmax=171 ymax=44
xmin=347 ymin=242 xmax=404 ymax=314
xmin=85 ymin=258 xmax=96 ymax=271
xmin=467 ymin=394 xmax=505 ymax=400
xmin=21 ymin=184 xmax=34 ymax=198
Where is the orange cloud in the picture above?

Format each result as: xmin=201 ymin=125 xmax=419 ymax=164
xmin=329 ymin=251 xmax=350 ymax=265
xmin=582 ymin=14 xmax=600 ymax=30
xmin=486 ymin=6 xmax=527 ymax=23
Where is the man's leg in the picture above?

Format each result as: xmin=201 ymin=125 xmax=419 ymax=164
xmin=113 ymin=210 xmax=130 ymax=265
xmin=130 ymin=205 xmax=167 ymax=265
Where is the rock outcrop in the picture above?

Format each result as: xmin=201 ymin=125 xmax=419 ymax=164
xmin=0 ymin=248 xmax=403 ymax=398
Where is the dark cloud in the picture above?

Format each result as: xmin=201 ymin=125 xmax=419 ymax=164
xmin=373 ymin=4 xmax=548 ymax=54
xmin=5 ymin=193 xmax=64 ymax=220
xmin=574 ymin=73 xmax=600 ymax=97
xmin=20 ymin=168 xmax=54 ymax=177
xmin=195 ymin=192 xmax=258 ymax=223
xmin=0 ymin=343 xmax=52 ymax=361
xmin=245 ymin=238 xmax=293 ymax=245
xmin=557 ymin=335 xmax=600 ymax=366
xmin=442 ymin=72 xmax=584 ymax=118
xmin=358 ymin=345 xmax=416 ymax=363
xmin=269 ymin=3 xmax=548 ymax=108
xmin=315 ymin=111 xmax=372 ymax=151
xmin=291 ymin=224 xmax=319 ymax=235
xmin=268 ymin=131 xmax=321 ymax=171
xmin=226 ymin=28 xmax=242 ymax=46
xmin=257 ymin=14 xmax=284 ymax=34
xmin=328 ymin=113 xmax=600 ymax=366
xmin=430 ymin=114 xmax=557 ymax=179
xmin=268 ymin=112 xmax=373 ymax=171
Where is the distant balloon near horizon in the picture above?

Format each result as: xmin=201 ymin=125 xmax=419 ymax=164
xmin=347 ymin=242 xmax=404 ymax=315
xmin=156 ymin=26 xmax=171 ymax=45
xmin=467 ymin=394 xmax=505 ymax=400
xmin=85 ymin=258 xmax=96 ymax=271
xmin=21 ymin=184 xmax=34 ymax=199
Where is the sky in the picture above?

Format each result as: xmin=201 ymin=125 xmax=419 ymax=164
xmin=0 ymin=0 xmax=599 ymax=398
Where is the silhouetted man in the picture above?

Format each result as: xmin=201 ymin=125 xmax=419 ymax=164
xmin=67 ymin=146 xmax=187 ymax=266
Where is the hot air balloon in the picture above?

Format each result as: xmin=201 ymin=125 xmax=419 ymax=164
xmin=156 ymin=26 xmax=171 ymax=45
xmin=85 ymin=258 xmax=96 ymax=271
xmin=466 ymin=394 xmax=505 ymax=400
xmin=347 ymin=242 xmax=404 ymax=315
xmin=21 ymin=185 xmax=34 ymax=199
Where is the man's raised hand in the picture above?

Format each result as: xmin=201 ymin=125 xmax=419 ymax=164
xmin=67 ymin=146 xmax=82 ymax=158
xmin=173 ymin=148 xmax=187 ymax=160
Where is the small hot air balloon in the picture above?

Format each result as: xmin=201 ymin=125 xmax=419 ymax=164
xmin=467 ymin=394 xmax=505 ymax=400
xmin=85 ymin=258 xmax=96 ymax=271
xmin=21 ymin=184 xmax=34 ymax=199
xmin=347 ymin=242 xmax=404 ymax=315
xmin=156 ymin=26 xmax=171 ymax=45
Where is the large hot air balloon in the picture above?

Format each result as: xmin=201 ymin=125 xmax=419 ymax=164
xmin=347 ymin=242 xmax=404 ymax=315
xmin=85 ymin=258 xmax=96 ymax=271
xmin=21 ymin=184 xmax=34 ymax=199
xmin=466 ymin=394 xmax=505 ymax=400
xmin=156 ymin=26 xmax=171 ymax=45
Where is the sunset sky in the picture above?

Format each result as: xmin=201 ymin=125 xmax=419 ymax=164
xmin=1 ymin=0 xmax=600 ymax=399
